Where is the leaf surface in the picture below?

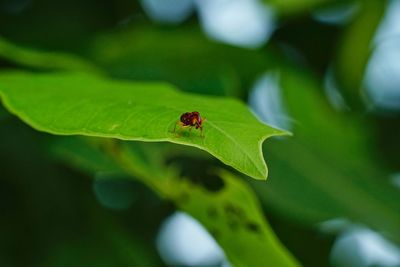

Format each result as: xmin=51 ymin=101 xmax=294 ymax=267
xmin=0 ymin=71 xmax=287 ymax=180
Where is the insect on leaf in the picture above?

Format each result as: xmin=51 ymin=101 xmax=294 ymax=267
xmin=0 ymin=71 xmax=289 ymax=180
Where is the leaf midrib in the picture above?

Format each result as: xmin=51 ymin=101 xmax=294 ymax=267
xmin=206 ymin=120 xmax=264 ymax=177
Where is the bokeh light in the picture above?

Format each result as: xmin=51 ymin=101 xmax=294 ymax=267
xmin=140 ymin=0 xmax=194 ymax=24
xmin=313 ymin=2 xmax=360 ymax=25
xmin=195 ymin=0 xmax=275 ymax=48
xmin=249 ymin=72 xmax=293 ymax=131
xmin=364 ymin=0 xmax=400 ymax=112
xmin=156 ymin=212 xmax=227 ymax=267
xmin=330 ymin=227 xmax=400 ymax=267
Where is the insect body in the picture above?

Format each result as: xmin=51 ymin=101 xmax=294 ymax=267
xmin=174 ymin=111 xmax=206 ymax=137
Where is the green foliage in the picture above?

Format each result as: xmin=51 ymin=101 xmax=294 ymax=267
xmin=252 ymin=67 xmax=400 ymax=243
xmin=1 ymin=1 xmax=399 ymax=266
xmin=84 ymin=25 xmax=278 ymax=97
xmin=0 ymin=37 xmax=296 ymax=266
xmin=176 ymin=170 xmax=299 ymax=267
xmin=50 ymin=137 xmax=300 ymax=267
xmin=0 ymin=71 xmax=287 ymax=180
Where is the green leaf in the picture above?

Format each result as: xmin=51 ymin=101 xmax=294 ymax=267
xmin=175 ymin=169 xmax=300 ymax=267
xmin=50 ymin=137 xmax=300 ymax=267
xmin=0 ymin=71 xmax=287 ymax=180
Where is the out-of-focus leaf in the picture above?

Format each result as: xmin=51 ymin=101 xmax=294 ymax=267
xmin=0 ymin=37 xmax=101 ymax=73
xmin=49 ymin=136 xmax=123 ymax=174
xmin=175 ymin=169 xmax=300 ymax=267
xmin=85 ymin=25 xmax=278 ymax=96
xmin=252 ymin=67 xmax=400 ymax=243
xmin=1 ymin=25 xmax=274 ymax=98
xmin=0 ymin=71 xmax=287 ymax=180
xmin=51 ymin=137 xmax=300 ymax=267
xmin=335 ymin=0 xmax=386 ymax=108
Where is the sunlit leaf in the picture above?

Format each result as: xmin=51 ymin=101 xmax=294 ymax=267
xmin=0 ymin=71 xmax=287 ymax=180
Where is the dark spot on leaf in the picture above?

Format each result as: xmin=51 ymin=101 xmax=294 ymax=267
xmin=207 ymin=207 xmax=218 ymax=219
xmin=246 ymin=221 xmax=261 ymax=234
xmin=224 ymin=202 xmax=245 ymax=220
xmin=227 ymin=219 xmax=240 ymax=231
xmin=224 ymin=203 xmax=235 ymax=214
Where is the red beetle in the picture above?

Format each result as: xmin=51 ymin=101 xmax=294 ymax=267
xmin=174 ymin=111 xmax=206 ymax=137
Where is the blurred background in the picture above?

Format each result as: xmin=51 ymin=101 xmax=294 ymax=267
xmin=1 ymin=0 xmax=400 ymax=266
